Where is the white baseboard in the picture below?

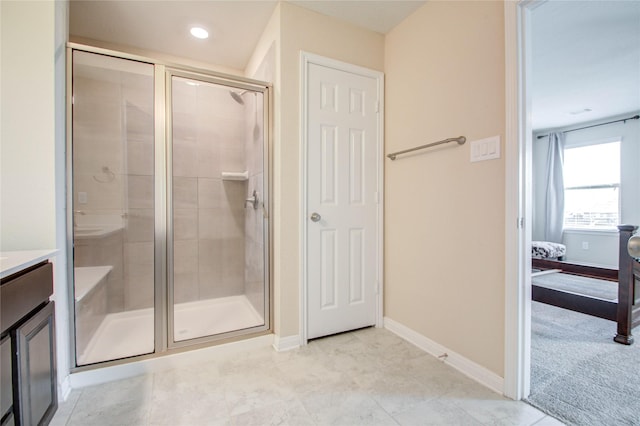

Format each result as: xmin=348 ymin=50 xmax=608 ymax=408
xmin=272 ymin=334 xmax=301 ymax=352
xmin=69 ymin=334 xmax=273 ymax=389
xmin=58 ymin=376 xmax=71 ymax=402
xmin=384 ymin=317 xmax=504 ymax=394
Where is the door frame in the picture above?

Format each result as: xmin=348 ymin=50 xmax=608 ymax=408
xmin=504 ymin=0 xmax=543 ymax=400
xmin=299 ymin=52 xmax=385 ymax=345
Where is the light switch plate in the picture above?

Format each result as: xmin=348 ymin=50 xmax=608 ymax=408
xmin=470 ymin=136 xmax=501 ymax=162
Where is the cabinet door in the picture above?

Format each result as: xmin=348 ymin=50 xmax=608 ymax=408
xmin=1 ymin=334 xmax=12 ymax=422
xmin=15 ymin=302 xmax=57 ymax=426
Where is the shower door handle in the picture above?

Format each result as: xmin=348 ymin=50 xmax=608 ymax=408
xmin=310 ymin=212 xmax=321 ymax=222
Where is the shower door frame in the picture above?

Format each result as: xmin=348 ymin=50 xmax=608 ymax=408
xmin=164 ymin=68 xmax=272 ymax=350
xmin=66 ymin=43 xmax=273 ymax=372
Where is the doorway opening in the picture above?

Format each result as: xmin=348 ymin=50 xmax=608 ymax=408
xmin=507 ymin=2 xmax=640 ymax=422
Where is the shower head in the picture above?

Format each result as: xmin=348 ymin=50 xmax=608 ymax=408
xmin=230 ymin=90 xmax=247 ymax=105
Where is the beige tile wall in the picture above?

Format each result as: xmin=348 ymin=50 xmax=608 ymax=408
xmin=123 ymin=241 xmax=154 ymax=310
xmin=73 ymin=69 xmax=126 ymax=314
xmin=173 ymin=239 xmax=198 ymax=303
xmin=171 ymin=78 xmax=249 ymax=305
xmin=73 ymin=73 xmax=124 ymax=212
xmin=243 ymin=92 xmax=266 ymax=317
xmin=123 ymin=80 xmax=154 ymax=311
xmin=197 ymin=238 xmax=245 ymax=299
xmin=73 ymin=63 xmax=155 ymax=314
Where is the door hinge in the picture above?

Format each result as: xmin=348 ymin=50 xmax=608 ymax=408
xmin=518 ymin=217 xmax=525 ymax=229
xmin=375 ymin=100 xmax=380 ymax=113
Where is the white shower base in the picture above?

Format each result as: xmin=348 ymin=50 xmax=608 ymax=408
xmin=78 ymin=295 xmax=264 ymax=365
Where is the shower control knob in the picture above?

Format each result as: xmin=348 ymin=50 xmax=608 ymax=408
xmin=310 ymin=212 xmax=321 ymax=222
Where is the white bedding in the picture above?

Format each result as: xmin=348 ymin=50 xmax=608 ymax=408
xmin=532 ymin=241 xmax=566 ymax=259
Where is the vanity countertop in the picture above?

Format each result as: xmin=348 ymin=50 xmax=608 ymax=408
xmin=0 ymin=249 xmax=58 ymax=280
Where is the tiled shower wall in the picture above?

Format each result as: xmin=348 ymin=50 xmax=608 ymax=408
xmin=74 ymin=64 xmax=263 ymax=317
xmin=123 ymin=98 xmax=155 ymax=311
xmin=172 ymin=79 xmax=247 ymax=304
xmin=244 ymin=44 xmax=273 ymax=317
xmin=244 ymin=92 xmax=265 ymax=315
xmin=73 ymin=60 xmax=155 ymax=313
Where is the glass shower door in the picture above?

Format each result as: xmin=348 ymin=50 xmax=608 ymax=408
xmin=72 ymin=51 xmax=155 ymax=365
xmin=71 ymin=49 xmax=271 ymax=365
xmin=168 ymin=74 xmax=268 ymax=344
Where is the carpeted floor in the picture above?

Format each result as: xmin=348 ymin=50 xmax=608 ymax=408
xmin=526 ymin=301 xmax=640 ymax=425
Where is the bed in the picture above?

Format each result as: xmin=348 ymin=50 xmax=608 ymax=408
xmin=532 ymin=241 xmax=566 ymax=260
xmin=532 ymin=224 xmax=640 ymax=345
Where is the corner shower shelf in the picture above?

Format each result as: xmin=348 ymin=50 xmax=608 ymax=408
xmin=221 ymin=171 xmax=249 ymax=181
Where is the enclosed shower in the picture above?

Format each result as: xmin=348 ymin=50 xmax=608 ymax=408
xmin=70 ymin=48 xmax=270 ymax=366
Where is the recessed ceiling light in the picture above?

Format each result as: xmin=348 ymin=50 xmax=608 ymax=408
xmin=190 ymin=27 xmax=209 ymax=39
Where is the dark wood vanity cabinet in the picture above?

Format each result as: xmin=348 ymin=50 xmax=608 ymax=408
xmin=14 ymin=301 xmax=56 ymax=426
xmin=1 ymin=335 xmax=13 ymax=425
xmin=1 ymin=261 xmax=57 ymax=426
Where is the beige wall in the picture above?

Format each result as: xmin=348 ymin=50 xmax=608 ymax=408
xmin=1 ymin=0 xmax=57 ymax=250
xmin=1 ymin=0 xmax=71 ymax=396
xmin=384 ymin=1 xmax=506 ymax=376
xmin=276 ymin=2 xmax=385 ymax=337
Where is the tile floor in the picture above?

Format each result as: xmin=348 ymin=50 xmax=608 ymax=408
xmin=51 ymin=328 xmax=564 ymax=426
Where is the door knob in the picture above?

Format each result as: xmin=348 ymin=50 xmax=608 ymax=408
xmin=310 ymin=212 xmax=321 ymax=222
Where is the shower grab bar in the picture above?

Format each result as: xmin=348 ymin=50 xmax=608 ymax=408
xmin=387 ymin=136 xmax=466 ymax=160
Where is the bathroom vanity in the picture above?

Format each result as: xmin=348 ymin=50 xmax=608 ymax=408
xmin=0 ymin=251 xmax=57 ymax=426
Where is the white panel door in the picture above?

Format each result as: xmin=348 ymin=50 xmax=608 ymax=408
xmin=306 ymin=62 xmax=379 ymax=339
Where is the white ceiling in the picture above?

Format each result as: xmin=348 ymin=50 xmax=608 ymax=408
xmin=531 ymin=1 xmax=640 ymax=131
xmin=288 ymin=0 xmax=425 ymax=34
xmin=69 ymin=0 xmax=425 ymax=71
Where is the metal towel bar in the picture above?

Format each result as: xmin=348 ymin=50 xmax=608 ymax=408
xmin=387 ymin=136 xmax=466 ymax=160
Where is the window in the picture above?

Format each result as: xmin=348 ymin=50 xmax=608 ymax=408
xmin=563 ymin=141 xmax=620 ymax=229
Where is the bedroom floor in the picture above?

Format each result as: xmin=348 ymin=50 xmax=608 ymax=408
xmin=528 ymin=301 xmax=640 ymax=426
xmin=51 ymin=327 xmax=562 ymax=425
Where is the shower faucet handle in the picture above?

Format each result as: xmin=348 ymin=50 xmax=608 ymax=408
xmin=245 ymin=190 xmax=259 ymax=210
